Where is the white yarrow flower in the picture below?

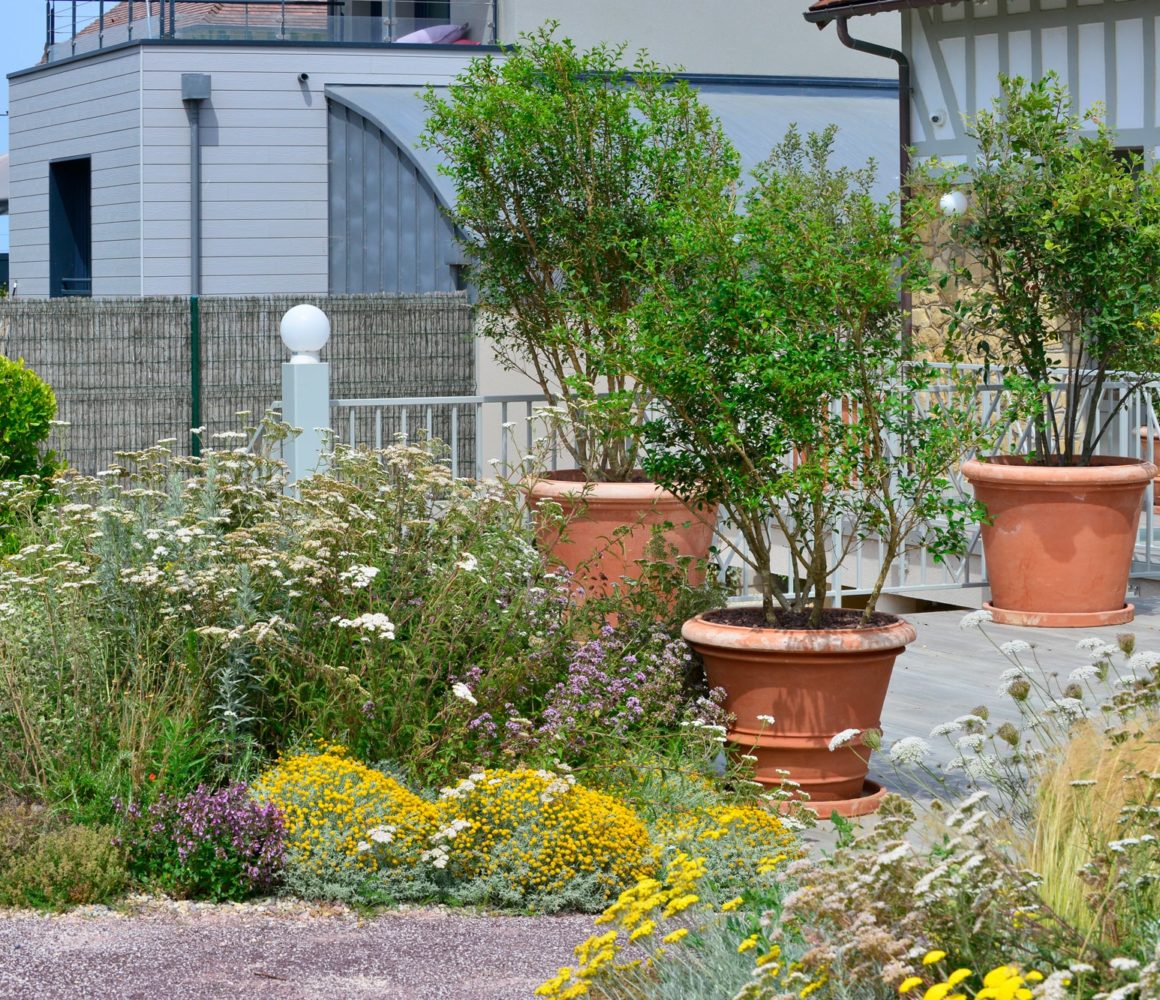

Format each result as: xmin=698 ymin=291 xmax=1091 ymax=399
xmin=1109 ymin=958 xmax=1140 ymax=972
xmin=959 ymin=609 xmax=993 ymax=630
xmin=451 ymin=682 xmax=477 ymax=705
xmin=999 ymin=640 xmax=1032 ymax=656
xmin=828 ymin=728 xmax=861 ymax=752
xmin=1075 ymin=636 xmax=1106 ymax=653
xmin=1127 ymin=650 xmax=1160 ymax=672
xmin=339 ymin=564 xmax=380 ymax=589
xmin=756 ymin=714 xmax=776 ymax=726
xmin=930 ymin=720 xmax=964 ymax=738
xmin=1067 ymin=668 xmax=1104 ymax=690
xmin=455 ymin=552 xmax=479 ymax=573
xmin=888 ymin=736 xmax=931 ymax=766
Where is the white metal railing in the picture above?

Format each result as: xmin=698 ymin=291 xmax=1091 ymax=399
xmin=266 ymin=367 xmax=1160 ymax=603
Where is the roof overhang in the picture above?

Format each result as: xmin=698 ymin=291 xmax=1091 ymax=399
xmin=804 ymin=0 xmax=959 ymax=26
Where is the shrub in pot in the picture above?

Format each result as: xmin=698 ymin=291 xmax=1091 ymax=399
xmin=420 ymin=25 xmax=737 ymax=596
xmin=624 ymin=126 xmax=995 ymax=814
xmin=934 ymin=74 xmax=1160 ymax=626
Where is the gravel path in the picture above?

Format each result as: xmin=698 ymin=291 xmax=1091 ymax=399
xmin=0 ymin=899 xmax=593 ymax=1000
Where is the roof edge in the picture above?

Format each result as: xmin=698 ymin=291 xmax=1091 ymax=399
xmin=804 ymin=0 xmax=952 ymax=26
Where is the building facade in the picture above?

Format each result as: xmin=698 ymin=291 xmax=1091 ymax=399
xmin=805 ymin=0 xmax=1160 ymax=164
xmin=7 ymin=0 xmax=903 ymax=298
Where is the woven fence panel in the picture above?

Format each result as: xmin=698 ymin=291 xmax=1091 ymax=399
xmin=0 ymin=294 xmax=474 ymax=474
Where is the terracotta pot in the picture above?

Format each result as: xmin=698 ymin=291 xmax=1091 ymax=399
xmin=962 ymin=456 xmax=1156 ymax=627
xmin=524 ymin=472 xmax=717 ymax=599
xmin=682 ymin=611 xmax=916 ymax=817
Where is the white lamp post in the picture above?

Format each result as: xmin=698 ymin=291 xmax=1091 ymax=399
xmin=280 ymin=304 xmax=332 ymax=486
xmin=280 ymin=303 xmax=331 ymax=363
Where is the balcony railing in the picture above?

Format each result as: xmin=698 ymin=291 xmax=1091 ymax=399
xmin=44 ymin=0 xmax=497 ymax=62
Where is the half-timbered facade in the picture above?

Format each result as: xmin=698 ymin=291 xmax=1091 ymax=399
xmin=805 ymin=0 xmax=1160 ymax=165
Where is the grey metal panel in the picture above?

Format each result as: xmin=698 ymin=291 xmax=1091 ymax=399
xmin=327 ymin=95 xmax=461 ymax=294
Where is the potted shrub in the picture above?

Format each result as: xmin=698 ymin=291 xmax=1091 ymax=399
xmin=421 ymin=25 xmax=737 ymax=596
xmin=936 ymin=75 xmax=1160 ymax=626
xmin=624 ymin=126 xmax=994 ymax=815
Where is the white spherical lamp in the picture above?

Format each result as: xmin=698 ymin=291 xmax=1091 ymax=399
xmin=280 ymin=304 xmax=331 ymax=364
xmin=939 ymin=189 xmax=968 ymax=217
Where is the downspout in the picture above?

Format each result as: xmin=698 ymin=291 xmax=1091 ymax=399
xmin=181 ymin=74 xmax=211 ymax=295
xmin=835 ymin=16 xmax=913 ymax=338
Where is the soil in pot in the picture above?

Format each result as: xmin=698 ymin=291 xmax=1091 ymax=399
xmin=525 ymin=471 xmax=717 ymax=602
xmin=683 ymin=606 xmax=916 ymax=818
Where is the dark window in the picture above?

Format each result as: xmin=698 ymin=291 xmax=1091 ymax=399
xmin=49 ymin=157 xmax=91 ymax=298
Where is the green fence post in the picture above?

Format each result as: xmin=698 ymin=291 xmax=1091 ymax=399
xmin=190 ymin=295 xmax=202 ymax=458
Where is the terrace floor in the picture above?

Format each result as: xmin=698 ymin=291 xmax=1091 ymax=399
xmin=861 ymin=586 xmax=1160 ymax=803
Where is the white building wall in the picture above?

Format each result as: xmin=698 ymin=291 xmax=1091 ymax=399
xmin=8 ymin=47 xmax=142 ymax=298
xmin=140 ymin=46 xmax=479 ymax=296
xmin=505 ymin=0 xmax=901 ymax=78
xmin=904 ymin=0 xmax=1159 ymax=161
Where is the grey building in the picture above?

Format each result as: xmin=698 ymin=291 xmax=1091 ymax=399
xmin=8 ymin=0 xmax=902 ymax=299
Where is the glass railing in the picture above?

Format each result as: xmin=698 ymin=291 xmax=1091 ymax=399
xmin=45 ymin=1 xmax=497 ymax=62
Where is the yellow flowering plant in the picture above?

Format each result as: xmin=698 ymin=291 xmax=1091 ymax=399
xmin=251 ymin=743 xmax=437 ymax=892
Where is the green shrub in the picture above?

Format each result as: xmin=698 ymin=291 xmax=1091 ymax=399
xmin=0 ymin=356 xmax=58 ymax=481
xmin=0 ymin=823 xmax=127 ymax=909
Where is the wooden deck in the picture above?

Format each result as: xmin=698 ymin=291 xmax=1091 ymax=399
xmin=861 ymin=590 xmax=1160 ymax=800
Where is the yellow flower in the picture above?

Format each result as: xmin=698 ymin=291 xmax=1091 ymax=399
xmin=738 ymin=934 xmax=760 ymax=954
xmin=1024 ymin=972 xmax=1044 ymax=983
xmin=899 ymin=977 xmax=925 ymax=994
xmin=628 ymin=920 xmax=656 ymax=942
xmin=661 ymin=928 xmax=689 ymax=945
xmin=947 ymin=969 xmax=972 ymax=988
xmin=720 ymin=896 xmax=745 ymax=912
xmin=924 ymin=985 xmax=952 ymax=1000
xmin=924 ymin=950 xmax=948 ymax=966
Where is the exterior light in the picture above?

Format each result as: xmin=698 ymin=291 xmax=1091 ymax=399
xmin=280 ymin=304 xmax=331 ymax=364
xmin=940 ymin=189 xmax=968 ymax=217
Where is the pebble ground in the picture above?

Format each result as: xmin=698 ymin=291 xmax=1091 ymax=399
xmin=0 ymin=898 xmax=593 ymax=999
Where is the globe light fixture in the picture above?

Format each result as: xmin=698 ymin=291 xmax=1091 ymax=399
xmin=939 ymin=189 xmax=968 ymax=217
xmin=280 ymin=304 xmax=331 ymax=364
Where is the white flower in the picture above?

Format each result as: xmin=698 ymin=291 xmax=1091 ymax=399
xmin=1127 ymin=650 xmax=1160 ymax=672
xmin=1110 ymin=958 xmax=1140 ymax=972
xmin=1069 ymin=779 xmax=1096 ymax=787
xmin=756 ymin=714 xmax=776 ymax=726
xmin=959 ymin=609 xmax=993 ymax=630
xmin=999 ymin=640 xmax=1032 ymax=656
xmin=1068 ymin=963 xmax=1095 ymax=974
xmin=1076 ymin=636 xmax=1107 ymax=653
xmin=451 ymin=682 xmax=477 ymax=705
xmin=1048 ymin=697 xmax=1088 ymax=722
xmin=455 ymin=552 xmax=479 ymax=573
xmin=1068 ymin=664 xmax=1100 ymax=684
xmin=997 ymin=666 xmax=1031 ymax=695
xmin=333 ymin=612 xmax=395 ymax=639
xmin=828 ymin=728 xmax=861 ymax=752
xmin=339 ymin=564 xmax=380 ymax=589
xmin=888 ymin=736 xmax=931 ymax=766
xmin=368 ymin=825 xmax=396 ymax=844
xmin=955 ymin=734 xmax=985 ymax=754
xmin=930 ymin=720 xmax=963 ymax=738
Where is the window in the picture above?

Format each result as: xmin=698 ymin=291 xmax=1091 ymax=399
xmin=49 ymin=157 xmax=91 ymax=298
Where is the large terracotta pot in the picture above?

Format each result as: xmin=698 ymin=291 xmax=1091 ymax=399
xmin=682 ymin=610 xmax=916 ymax=817
xmin=962 ymin=456 xmax=1156 ymax=627
xmin=524 ymin=471 xmax=717 ymax=599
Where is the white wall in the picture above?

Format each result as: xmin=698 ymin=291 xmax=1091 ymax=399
xmin=503 ymin=0 xmax=902 ymax=78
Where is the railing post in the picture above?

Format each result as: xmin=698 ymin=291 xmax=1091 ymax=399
xmin=190 ymin=294 xmax=202 ymax=457
xmin=280 ymin=304 xmax=332 ymax=488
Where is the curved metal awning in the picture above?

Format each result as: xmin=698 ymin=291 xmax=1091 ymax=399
xmin=326 ymin=79 xmax=902 ymax=208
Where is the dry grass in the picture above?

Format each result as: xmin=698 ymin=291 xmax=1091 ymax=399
xmin=1025 ymin=717 xmax=1160 ymax=936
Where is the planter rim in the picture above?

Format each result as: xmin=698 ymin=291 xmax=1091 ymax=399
xmin=523 ymin=472 xmax=696 ymax=504
xmin=962 ymin=455 xmax=1157 ymax=488
xmin=682 ymin=609 xmax=917 ymax=654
